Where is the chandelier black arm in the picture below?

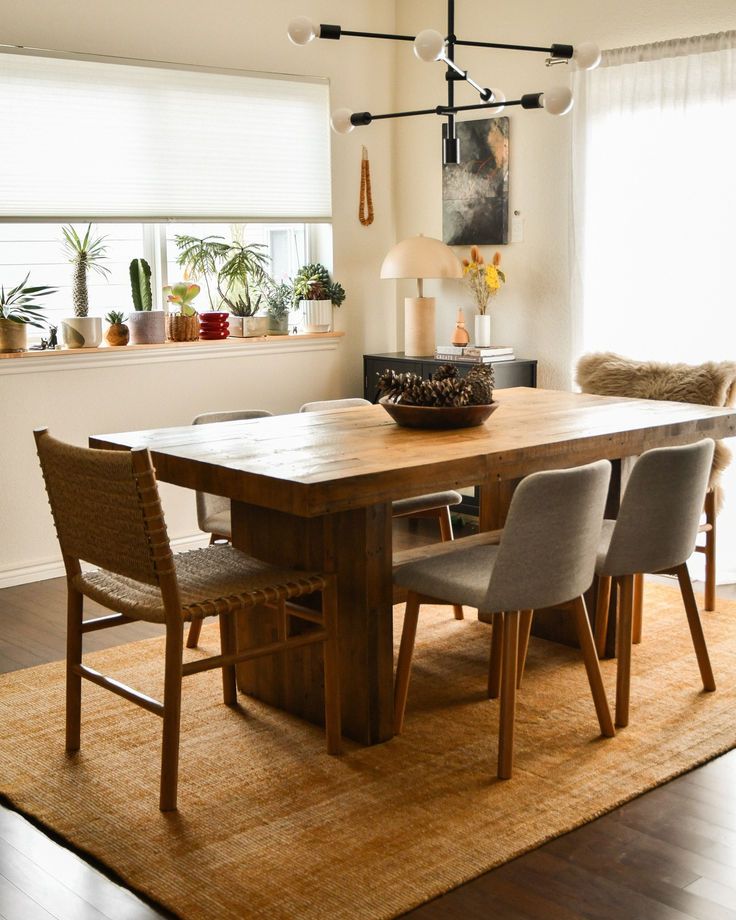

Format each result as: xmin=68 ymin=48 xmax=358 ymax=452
xmin=350 ymin=93 xmax=543 ymax=126
xmin=318 ymin=24 xmax=416 ymax=42
xmin=454 ymin=39 xmax=574 ymax=58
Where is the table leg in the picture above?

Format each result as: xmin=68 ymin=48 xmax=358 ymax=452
xmin=230 ymin=500 xmax=394 ymax=745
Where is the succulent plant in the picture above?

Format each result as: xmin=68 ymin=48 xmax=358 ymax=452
xmin=105 ymin=310 xmax=127 ymax=325
xmin=163 ymin=282 xmax=200 ymax=316
xmin=292 ymin=263 xmax=346 ymax=307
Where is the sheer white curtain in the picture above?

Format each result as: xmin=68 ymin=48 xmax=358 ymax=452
xmin=570 ymin=32 xmax=736 ymax=581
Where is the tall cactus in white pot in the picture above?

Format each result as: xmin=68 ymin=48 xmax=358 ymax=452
xmin=127 ymin=258 xmax=166 ymax=344
xmin=60 ymin=224 xmax=109 ymax=348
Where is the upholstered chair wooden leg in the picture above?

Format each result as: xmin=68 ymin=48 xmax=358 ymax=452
xmin=675 ymin=563 xmax=716 ymax=692
xmin=487 ymin=613 xmax=504 ymax=699
xmin=66 ymin=585 xmax=84 ymax=753
xmin=218 ymin=614 xmax=237 ymax=706
xmin=593 ymin=575 xmax=613 ymax=658
xmin=516 ymin=610 xmax=533 ymax=689
xmin=394 ymin=592 xmax=421 ymax=734
xmin=615 ymin=574 xmax=635 ymax=729
xmin=497 ymin=610 xmax=520 ymax=779
xmin=160 ymin=622 xmax=184 ymax=812
xmin=704 ymin=489 xmax=716 ymax=612
xmin=632 ymin=574 xmax=644 ymax=644
xmin=321 ymin=578 xmax=342 ymax=755
xmin=438 ymin=506 xmax=464 ymax=621
xmin=572 ymin=596 xmax=615 ymax=738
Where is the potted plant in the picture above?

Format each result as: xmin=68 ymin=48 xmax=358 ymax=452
xmin=104 ymin=310 xmax=129 ymax=347
xmin=60 ymin=224 xmax=109 ymax=348
xmin=292 ymin=263 xmax=346 ymax=333
xmin=127 ymin=258 xmax=166 ymax=344
xmin=0 ymin=273 xmax=56 ymax=353
xmin=265 ymin=280 xmax=292 ymax=335
xmin=174 ymin=234 xmax=230 ymax=339
xmin=164 ymin=282 xmax=200 ymax=341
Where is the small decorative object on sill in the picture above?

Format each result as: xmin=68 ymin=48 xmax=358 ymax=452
xmin=104 ymin=311 xmax=129 ymax=347
xmin=128 ymin=258 xmax=166 ymax=344
xmin=199 ymin=311 xmax=230 ymax=340
xmin=359 ymin=146 xmax=374 ymax=226
xmin=375 ymin=362 xmax=496 ymax=428
xmin=451 ymin=308 xmax=470 ymax=347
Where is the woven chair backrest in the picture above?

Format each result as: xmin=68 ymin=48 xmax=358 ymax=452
xmin=192 ymin=409 xmax=272 ymax=530
xmin=299 ymin=398 xmax=371 ymax=412
xmin=483 ymin=460 xmax=611 ymax=613
xmin=35 ymin=429 xmax=172 ymax=586
xmin=600 ymin=439 xmax=715 ymax=577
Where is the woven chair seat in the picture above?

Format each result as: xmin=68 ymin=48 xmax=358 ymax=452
xmin=74 ymin=545 xmax=326 ymax=624
xmin=392 ymin=490 xmax=462 ymax=516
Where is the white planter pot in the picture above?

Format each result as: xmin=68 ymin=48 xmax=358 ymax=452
xmin=301 ymin=299 xmax=333 ymax=333
xmin=61 ymin=316 xmax=102 ymax=349
xmin=227 ymin=316 xmax=245 ymax=337
xmin=243 ymin=316 xmax=269 ymax=337
xmin=127 ymin=310 xmax=166 ymax=345
xmin=474 ymin=314 xmax=492 ymax=347
xmin=0 ymin=318 xmax=28 ymax=353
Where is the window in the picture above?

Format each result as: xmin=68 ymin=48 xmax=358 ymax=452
xmin=0 ymin=48 xmax=334 ymax=339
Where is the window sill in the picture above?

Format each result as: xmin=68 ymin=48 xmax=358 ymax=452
xmin=0 ymin=332 xmax=344 ymax=375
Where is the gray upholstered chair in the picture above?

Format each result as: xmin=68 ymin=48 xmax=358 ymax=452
xmin=393 ymin=459 xmax=614 ymax=779
xmin=590 ymin=440 xmax=716 ymax=728
xmin=300 ymin=398 xmax=465 ymax=619
xmin=34 ymin=429 xmax=341 ymax=812
xmin=577 ymin=353 xmax=736 ymax=615
xmin=186 ymin=409 xmax=272 ymax=648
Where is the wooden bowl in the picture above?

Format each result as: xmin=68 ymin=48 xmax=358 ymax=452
xmin=379 ymin=398 xmax=499 ymax=430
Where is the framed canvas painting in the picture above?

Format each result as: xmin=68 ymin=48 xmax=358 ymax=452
xmin=442 ymin=116 xmax=509 ymax=245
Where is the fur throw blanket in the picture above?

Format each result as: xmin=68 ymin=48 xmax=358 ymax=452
xmin=576 ymin=352 xmax=736 ymax=503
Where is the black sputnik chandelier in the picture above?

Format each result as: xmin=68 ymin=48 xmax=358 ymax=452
xmin=287 ymin=0 xmax=600 ymax=164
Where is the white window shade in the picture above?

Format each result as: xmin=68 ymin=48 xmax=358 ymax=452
xmin=0 ymin=51 xmax=332 ymax=221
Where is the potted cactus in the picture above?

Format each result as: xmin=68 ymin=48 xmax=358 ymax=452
xmin=127 ymin=258 xmax=165 ymax=344
xmin=164 ymin=282 xmax=200 ymax=341
xmin=0 ymin=273 xmax=56 ymax=353
xmin=292 ymin=263 xmax=345 ymax=333
xmin=60 ymin=224 xmax=109 ymax=348
xmin=104 ymin=310 xmax=129 ymax=346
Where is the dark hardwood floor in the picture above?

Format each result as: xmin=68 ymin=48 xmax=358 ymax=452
xmin=1 ymin=520 xmax=734 ymax=920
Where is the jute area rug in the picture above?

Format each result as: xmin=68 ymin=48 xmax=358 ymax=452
xmin=2 ymin=583 xmax=736 ymax=920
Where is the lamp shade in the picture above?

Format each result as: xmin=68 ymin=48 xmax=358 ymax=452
xmin=380 ymin=235 xmax=463 ymax=280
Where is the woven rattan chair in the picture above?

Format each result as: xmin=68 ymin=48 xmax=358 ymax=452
xmin=186 ymin=409 xmax=272 ymax=649
xmin=577 ymin=353 xmax=736 ymax=617
xmin=392 ymin=460 xmax=614 ymax=779
xmin=300 ymin=397 xmax=465 ymax=620
xmin=34 ymin=428 xmax=341 ymax=812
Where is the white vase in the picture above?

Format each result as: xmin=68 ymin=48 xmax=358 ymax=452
xmin=301 ymin=299 xmax=333 ymax=333
xmin=474 ymin=314 xmax=491 ymax=347
xmin=61 ymin=316 xmax=102 ymax=349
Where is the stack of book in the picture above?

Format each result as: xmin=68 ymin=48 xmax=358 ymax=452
xmin=434 ymin=344 xmax=516 ymax=363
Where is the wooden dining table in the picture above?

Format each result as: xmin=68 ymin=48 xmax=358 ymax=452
xmin=91 ymin=387 xmax=736 ymax=745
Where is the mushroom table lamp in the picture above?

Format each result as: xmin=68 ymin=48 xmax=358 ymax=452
xmin=380 ymin=235 xmax=463 ymax=357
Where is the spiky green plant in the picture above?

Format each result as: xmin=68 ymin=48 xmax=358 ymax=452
xmin=0 ymin=274 xmax=56 ymax=327
xmin=174 ymin=235 xmax=230 ymax=310
xmin=217 ymin=242 xmax=269 ymax=317
xmin=129 ymin=258 xmax=153 ymax=311
xmin=105 ymin=310 xmax=127 ymax=325
xmin=62 ymin=224 xmax=110 ymax=317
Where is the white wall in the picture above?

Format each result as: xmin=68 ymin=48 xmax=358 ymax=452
xmin=0 ymin=0 xmax=400 ymax=584
xmin=393 ymin=0 xmax=736 ymax=389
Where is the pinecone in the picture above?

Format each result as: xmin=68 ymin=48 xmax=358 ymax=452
xmin=465 ymin=364 xmax=494 ymax=405
xmin=376 ymin=367 xmax=472 ymax=407
xmin=432 ymin=363 xmax=459 ymax=382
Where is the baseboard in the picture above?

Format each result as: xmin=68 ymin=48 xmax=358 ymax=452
xmin=0 ymin=532 xmax=211 ymax=589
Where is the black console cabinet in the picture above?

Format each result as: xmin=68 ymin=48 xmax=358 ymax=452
xmin=363 ymin=352 xmax=538 ymax=515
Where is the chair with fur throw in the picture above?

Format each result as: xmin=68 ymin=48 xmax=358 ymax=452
xmin=576 ymin=352 xmax=736 ymax=645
